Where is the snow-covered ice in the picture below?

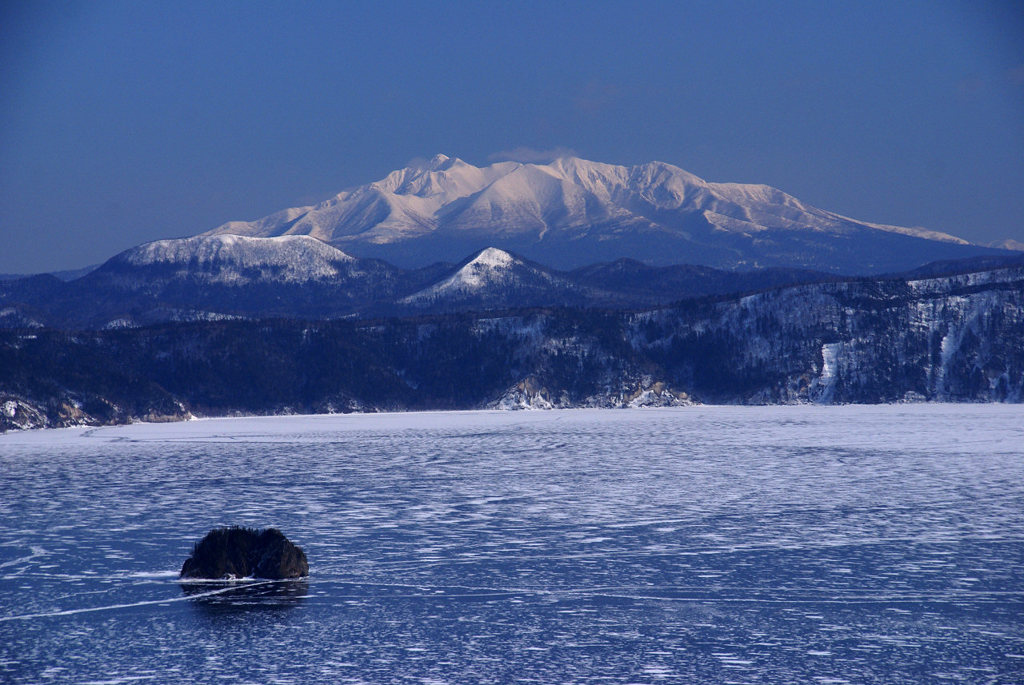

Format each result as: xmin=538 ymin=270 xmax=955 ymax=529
xmin=2 ymin=405 xmax=1022 ymax=683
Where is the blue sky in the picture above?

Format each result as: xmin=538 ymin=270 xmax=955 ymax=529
xmin=2 ymin=0 xmax=1022 ymax=273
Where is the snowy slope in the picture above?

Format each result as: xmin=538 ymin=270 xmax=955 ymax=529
xmin=629 ymin=264 xmax=1024 ymax=403
xmin=198 ymin=155 xmax=1001 ymax=273
xmin=403 ymin=248 xmax=550 ymax=301
xmin=397 ymin=247 xmax=612 ymax=312
xmin=110 ymin=234 xmax=356 ymax=284
xmin=4 ymin=234 xmax=403 ymax=328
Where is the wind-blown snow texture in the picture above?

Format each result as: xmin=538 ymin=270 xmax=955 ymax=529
xmin=202 ymin=155 xmax=1003 ymax=272
xmin=1 ymin=407 xmax=1022 ymax=683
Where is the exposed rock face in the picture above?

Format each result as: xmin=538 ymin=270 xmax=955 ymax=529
xmin=180 ymin=527 xmax=308 ymax=580
xmin=494 ymin=376 xmax=693 ymax=410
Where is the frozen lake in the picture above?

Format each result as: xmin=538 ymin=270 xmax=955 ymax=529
xmin=2 ymin=405 xmax=1023 ymax=683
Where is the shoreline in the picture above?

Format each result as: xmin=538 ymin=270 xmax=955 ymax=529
xmin=3 ymin=402 xmax=1021 ymax=446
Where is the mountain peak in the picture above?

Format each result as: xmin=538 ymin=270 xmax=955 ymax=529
xmin=425 ymin=153 xmax=467 ymax=171
xmin=400 ymin=247 xmax=544 ymax=304
xmin=199 ymin=155 xmax=1003 ymax=273
xmin=109 ymin=235 xmax=356 ymax=284
xmin=447 ymin=247 xmax=522 ymax=289
xmin=467 ymin=246 xmax=517 ymax=268
xmin=120 ymin=234 xmax=353 ymax=264
xmin=989 ymin=238 xmax=1024 ymax=252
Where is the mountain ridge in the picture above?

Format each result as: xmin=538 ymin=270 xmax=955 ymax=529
xmin=200 ymin=155 xmax=1003 ymax=273
xmin=111 ymin=234 xmax=357 ymax=283
xmin=3 ymin=258 xmax=1022 ymax=431
xmin=2 ymin=234 xmax=1022 ymax=330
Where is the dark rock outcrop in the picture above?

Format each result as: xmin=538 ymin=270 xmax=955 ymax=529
xmin=180 ymin=527 xmax=308 ymax=579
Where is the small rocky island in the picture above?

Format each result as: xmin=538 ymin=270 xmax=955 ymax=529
xmin=180 ymin=527 xmax=308 ymax=580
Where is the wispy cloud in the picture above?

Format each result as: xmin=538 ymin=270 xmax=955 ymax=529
xmin=487 ymin=147 xmax=578 ymax=163
xmin=405 ymin=156 xmax=435 ymax=170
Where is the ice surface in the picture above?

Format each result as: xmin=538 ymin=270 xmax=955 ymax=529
xmin=2 ymin=405 xmax=1022 ymax=683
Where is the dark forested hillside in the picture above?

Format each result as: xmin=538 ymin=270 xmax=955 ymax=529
xmin=2 ymin=264 xmax=1021 ymax=431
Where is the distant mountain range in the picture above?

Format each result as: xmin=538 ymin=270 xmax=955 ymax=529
xmin=2 ymin=155 xmax=1022 ymax=427
xmin=200 ymin=155 xmax=1013 ymax=273
xmin=3 ymin=154 xmax=1020 ymax=328
xmin=3 ymin=233 xmax=1023 ymax=330
xmin=1 ymin=235 xmax=857 ymax=329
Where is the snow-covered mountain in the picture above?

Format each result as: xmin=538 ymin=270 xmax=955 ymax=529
xmin=399 ymin=247 xmax=598 ymax=309
xmin=106 ymin=234 xmax=357 ymax=284
xmin=990 ymin=238 xmax=1024 ymax=252
xmin=202 ymin=155 xmax=1005 ymax=273
xmin=4 ymin=230 xmax=1021 ymax=329
xmin=0 ymin=235 xmax=406 ymax=328
xmin=407 ymin=248 xmax=542 ymax=300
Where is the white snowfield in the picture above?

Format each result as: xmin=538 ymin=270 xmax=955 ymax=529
xmin=202 ymin=154 xmax=968 ymax=252
xmin=3 ymin=404 xmax=1022 ymax=683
